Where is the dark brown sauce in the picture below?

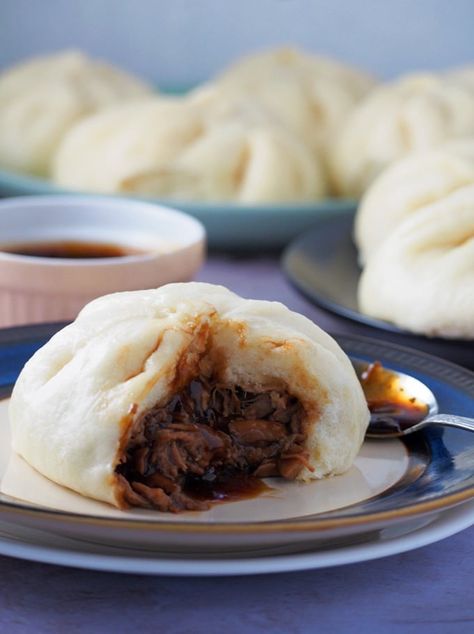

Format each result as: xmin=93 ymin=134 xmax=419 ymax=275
xmin=359 ymin=361 xmax=429 ymax=434
xmin=184 ymin=471 xmax=271 ymax=503
xmin=0 ymin=240 xmax=146 ymax=259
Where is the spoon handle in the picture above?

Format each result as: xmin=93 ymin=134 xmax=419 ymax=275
xmin=423 ymin=413 xmax=474 ymax=433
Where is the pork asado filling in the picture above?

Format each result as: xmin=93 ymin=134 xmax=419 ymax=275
xmin=115 ymin=375 xmax=309 ymax=512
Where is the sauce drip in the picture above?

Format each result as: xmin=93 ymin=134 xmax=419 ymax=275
xmin=359 ymin=361 xmax=429 ymax=434
xmin=0 ymin=240 xmax=145 ymax=259
xmin=184 ymin=470 xmax=271 ymax=503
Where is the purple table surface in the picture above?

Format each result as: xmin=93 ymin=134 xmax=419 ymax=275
xmin=0 ymin=254 xmax=473 ymax=634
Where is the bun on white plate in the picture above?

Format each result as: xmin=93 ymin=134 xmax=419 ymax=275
xmin=10 ymin=283 xmax=369 ymax=512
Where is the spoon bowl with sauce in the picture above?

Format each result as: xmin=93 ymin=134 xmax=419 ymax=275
xmin=354 ymin=360 xmax=474 ymax=438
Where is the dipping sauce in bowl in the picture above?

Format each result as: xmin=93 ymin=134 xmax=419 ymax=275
xmin=0 ymin=195 xmax=205 ymax=327
xmin=0 ymin=240 xmax=147 ymax=259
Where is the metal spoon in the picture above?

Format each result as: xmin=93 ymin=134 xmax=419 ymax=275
xmin=351 ymin=360 xmax=474 ymax=439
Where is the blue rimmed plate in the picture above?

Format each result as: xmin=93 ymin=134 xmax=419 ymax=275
xmin=0 ymin=168 xmax=356 ymax=249
xmin=0 ymin=323 xmax=472 ymax=557
xmin=282 ymin=211 xmax=474 ymax=370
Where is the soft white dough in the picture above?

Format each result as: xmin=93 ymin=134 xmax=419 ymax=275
xmin=53 ymin=96 xmax=327 ymax=202
xmin=209 ymin=47 xmax=375 ymax=155
xmin=10 ymin=283 xmax=370 ymax=508
xmin=0 ymin=50 xmax=152 ymax=176
xmin=330 ymin=73 xmax=474 ymax=198
xmin=358 ymin=186 xmax=474 ymax=338
xmin=354 ymin=139 xmax=474 ymax=264
xmin=444 ymin=65 xmax=474 ymax=94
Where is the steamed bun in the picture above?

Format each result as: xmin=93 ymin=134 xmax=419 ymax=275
xmin=358 ymin=185 xmax=474 ymax=339
xmin=10 ymin=282 xmax=369 ymax=511
xmin=53 ymin=97 xmax=327 ymax=203
xmin=355 ymin=139 xmax=474 ymax=263
xmin=0 ymin=50 xmax=152 ymax=176
xmin=330 ymin=74 xmax=474 ymax=198
xmin=207 ymin=47 xmax=375 ymax=155
xmin=444 ymin=65 xmax=474 ymax=93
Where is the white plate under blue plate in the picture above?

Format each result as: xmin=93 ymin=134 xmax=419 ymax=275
xmin=0 ymin=168 xmax=356 ymax=249
xmin=0 ymin=323 xmax=473 ymax=559
xmin=0 ymin=500 xmax=471 ymax=576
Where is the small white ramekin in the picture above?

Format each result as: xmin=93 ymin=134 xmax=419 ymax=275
xmin=0 ymin=195 xmax=206 ymax=327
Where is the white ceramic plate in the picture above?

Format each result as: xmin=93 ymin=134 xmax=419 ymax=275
xmin=0 ymin=500 xmax=471 ymax=576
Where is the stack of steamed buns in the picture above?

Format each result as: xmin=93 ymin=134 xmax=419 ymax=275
xmin=355 ymin=139 xmax=474 ymax=339
xmin=2 ymin=46 xmax=474 ymax=204
xmin=0 ymin=51 xmax=152 ymax=177
xmin=0 ymin=48 xmax=376 ymax=202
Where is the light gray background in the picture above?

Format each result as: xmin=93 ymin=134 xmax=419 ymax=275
xmin=1 ymin=0 xmax=473 ymax=88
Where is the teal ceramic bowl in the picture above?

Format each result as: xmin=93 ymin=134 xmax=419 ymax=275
xmin=0 ymin=168 xmax=356 ymax=250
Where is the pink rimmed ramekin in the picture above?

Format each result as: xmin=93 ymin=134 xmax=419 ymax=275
xmin=0 ymin=195 xmax=206 ymax=327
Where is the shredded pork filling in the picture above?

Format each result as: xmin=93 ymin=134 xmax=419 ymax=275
xmin=115 ymin=376 xmax=308 ymax=512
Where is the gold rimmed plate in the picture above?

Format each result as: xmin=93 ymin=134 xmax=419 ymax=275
xmin=0 ymin=324 xmax=473 ymax=554
xmin=0 ymin=502 xmax=473 ymax=575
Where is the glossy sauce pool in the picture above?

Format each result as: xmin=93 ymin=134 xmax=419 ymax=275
xmin=184 ymin=471 xmax=271 ymax=503
xmin=358 ymin=361 xmax=430 ymax=434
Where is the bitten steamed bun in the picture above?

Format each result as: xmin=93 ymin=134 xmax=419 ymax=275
xmin=207 ymin=47 xmax=375 ymax=155
xmin=53 ymin=97 xmax=327 ymax=202
xmin=355 ymin=139 xmax=474 ymax=263
xmin=10 ymin=283 xmax=369 ymax=512
xmin=0 ymin=50 xmax=152 ymax=176
xmin=330 ymin=74 xmax=474 ymax=197
xmin=358 ymin=186 xmax=474 ymax=339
